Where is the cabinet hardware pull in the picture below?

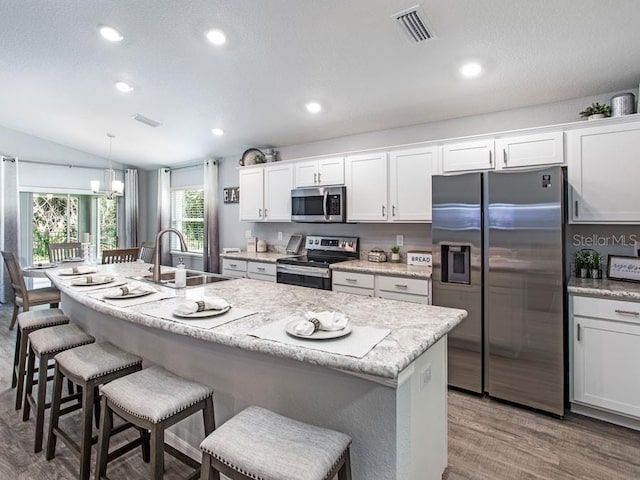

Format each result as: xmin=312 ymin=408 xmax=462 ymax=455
xmin=395 ymin=284 xmax=408 ymax=289
xmin=313 ymin=172 xmax=317 ymax=184
xmin=382 ymin=205 xmax=386 ymax=217
xmin=615 ymin=309 xmax=640 ymax=316
xmin=230 ymin=264 xmax=237 ymax=268
xmin=574 ymin=201 xmax=579 ymax=218
xmin=503 ymin=148 xmax=507 ymax=166
xmin=489 ymin=150 xmax=492 ymax=166
xmin=258 ymin=208 xmax=262 ymax=217
xmin=317 ymin=172 xmax=321 ymax=183
xmin=577 ymin=323 xmax=581 ymax=341
xmin=346 ymin=278 xmax=357 ymax=283
xmin=257 ymin=267 xmax=265 ymax=271
xmin=264 ymin=208 xmax=268 ymax=217
xmin=392 ymin=205 xmax=396 ymax=216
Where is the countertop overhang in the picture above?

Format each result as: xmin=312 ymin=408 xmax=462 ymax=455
xmin=567 ymin=277 xmax=640 ymax=301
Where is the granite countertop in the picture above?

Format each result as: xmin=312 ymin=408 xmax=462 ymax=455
xmin=220 ymin=251 xmax=296 ymax=263
xmin=331 ymin=259 xmax=432 ymax=279
xmin=48 ymin=262 xmax=464 ymax=380
xmin=568 ymin=277 xmax=640 ymax=301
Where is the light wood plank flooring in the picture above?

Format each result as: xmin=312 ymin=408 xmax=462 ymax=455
xmin=1 ymin=305 xmax=640 ymax=479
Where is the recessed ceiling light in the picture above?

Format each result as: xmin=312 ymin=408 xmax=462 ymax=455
xmin=459 ymin=62 xmax=482 ymax=78
xmin=99 ymin=25 xmax=123 ymax=42
xmin=305 ymin=102 xmax=322 ymax=114
xmin=114 ymin=81 xmax=134 ymax=93
xmin=205 ymin=29 xmax=226 ymax=46
xmin=211 ymin=128 xmax=224 ymax=136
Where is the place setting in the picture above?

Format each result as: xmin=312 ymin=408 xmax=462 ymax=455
xmin=87 ymin=281 xmax=172 ymax=306
xmin=57 ymin=265 xmax=99 ymax=276
xmin=66 ymin=274 xmax=126 ymax=291
xmin=249 ymin=310 xmax=391 ymax=359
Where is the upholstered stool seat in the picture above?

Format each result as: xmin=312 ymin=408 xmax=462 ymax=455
xmin=46 ymin=343 xmax=144 ymax=480
xmin=96 ymin=365 xmax=215 ymax=480
xmin=13 ymin=309 xmax=70 ymax=410
xmin=199 ymin=406 xmax=352 ymax=480
xmin=23 ymin=324 xmax=95 ymax=453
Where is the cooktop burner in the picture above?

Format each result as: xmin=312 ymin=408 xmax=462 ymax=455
xmin=276 ymin=235 xmax=359 ymax=268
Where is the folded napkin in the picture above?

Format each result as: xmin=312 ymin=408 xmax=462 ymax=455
xmin=103 ymin=282 xmax=156 ymax=297
xmin=58 ymin=266 xmax=97 ymax=275
xmin=174 ymin=297 xmax=230 ymax=315
xmin=293 ymin=311 xmax=349 ymax=336
xmin=72 ymin=275 xmax=114 ymax=285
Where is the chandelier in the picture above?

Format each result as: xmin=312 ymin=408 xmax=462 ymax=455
xmin=91 ymin=133 xmax=124 ymax=199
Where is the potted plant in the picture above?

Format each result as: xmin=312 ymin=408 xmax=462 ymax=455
xmin=588 ymin=251 xmax=602 ymax=279
xmin=575 ymin=250 xmax=590 ymax=278
xmin=390 ymin=246 xmax=401 ymax=262
xmin=579 ymin=102 xmax=611 ymax=121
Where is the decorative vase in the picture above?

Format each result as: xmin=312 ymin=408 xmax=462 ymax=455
xmin=588 ymin=113 xmax=605 ymax=121
xmin=591 ymin=268 xmax=601 ymax=279
xmin=579 ymin=268 xmax=588 ymax=278
xmin=391 ymin=253 xmax=400 ymax=262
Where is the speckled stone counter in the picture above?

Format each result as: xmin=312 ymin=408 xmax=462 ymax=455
xmin=568 ymin=277 xmax=640 ymax=301
xmin=331 ymin=259 xmax=432 ymax=279
xmin=219 ymin=251 xmax=295 ymax=263
xmin=48 ymin=262 xmax=463 ymax=479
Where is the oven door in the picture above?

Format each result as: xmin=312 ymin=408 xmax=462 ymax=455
xmin=291 ymin=186 xmax=346 ymax=223
xmin=276 ymin=264 xmax=332 ymax=290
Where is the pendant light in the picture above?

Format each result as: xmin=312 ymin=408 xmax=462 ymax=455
xmin=91 ymin=133 xmax=124 ymax=199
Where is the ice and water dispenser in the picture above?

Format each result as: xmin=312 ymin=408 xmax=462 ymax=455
xmin=441 ymin=245 xmax=471 ymax=284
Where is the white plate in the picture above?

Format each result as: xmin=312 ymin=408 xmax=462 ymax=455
xmin=58 ymin=268 xmax=99 ymax=276
xmin=61 ymin=257 xmax=83 ymax=263
xmin=71 ymin=278 xmax=115 ymax=286
xmin=285 ymin=319 xmax=353 ymax=340
xmin=26 ymin=263 xmax=56 ymax=270
xmin=173 ymin=305 xmax=232 ymax=319
xmin=103 ymin=290 xmax=155 ymax=299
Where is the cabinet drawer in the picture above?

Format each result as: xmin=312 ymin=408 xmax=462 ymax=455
xmin=247 ymin=272 xmax=276 ymax=282
xmin=573 ymin=296 xmax=640 ymax=324
xmin=222 ymin=269 xmax=247 ymax=279
xmin=376 ymin=275 xmax=429 ymax=296
xmin=332 ymin=284 xmax=374 ymax=297
xmin=247 ymin=262 xmax=276 ymax=276
xmin=377 ymin=290 xmax=429 ymax=304
xmin=222 ymin=259 xmax=247 ymax=273
xmin=332 ymin=271 xmax=375 ymax=289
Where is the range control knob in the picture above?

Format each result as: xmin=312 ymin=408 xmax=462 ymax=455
xmin=314 ymin=239 xmax=320 ymax=245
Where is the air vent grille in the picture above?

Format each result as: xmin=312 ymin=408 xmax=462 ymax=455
xmin=132 ymin=114 xmax=162 ymax=128
xmin=395 ymin=6 xmax=434 ymax=43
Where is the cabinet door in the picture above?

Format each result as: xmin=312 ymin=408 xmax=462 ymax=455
xmin=389 ymin=146 xmax=439 ymax=222
xmin=573 ymin=316 xmax=640 ymax=418
xmin=294 ymin=160 xmax=318 ymax=187
xmin=345 ymin=152 xmax=388 ymax=222
xmin=442 ymin=139 xmax=495 ymax=173
xmin=318 ymin=156 xmax=345 ymax=185
xmin=264 ymin=164 xmax=293 ymax=221
xmin=496 ymin=131 xmax=564 ymax=169
xmin=238 ymin=168 xmax=264 ymax=221
xmin=568 ymin=121 xmax=640 ymax=223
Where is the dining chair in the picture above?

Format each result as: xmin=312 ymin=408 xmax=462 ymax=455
xmin=101 ymin=248 xmax=140 ymax=264
xmin=48 ymin=242 xmax=82 ymax=263
xmin=1 ymin=251 xmax=61 ymax=330
xmin=138 ymin=242 xmax=156 ymax=264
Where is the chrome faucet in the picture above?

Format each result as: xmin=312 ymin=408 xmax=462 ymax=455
xmin=152 ymin=228 xmax=188 ymax=282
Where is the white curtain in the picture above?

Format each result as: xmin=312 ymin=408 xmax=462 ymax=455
xmin=124 ymin=169 xmax=139 ymax=247
xmin=1 ymin=157 xmax=20 ymax=303
xmin=157 ymin=168 xmax=171 ymax=265
xmin=203 ymin=159 xmax=220 ymax=273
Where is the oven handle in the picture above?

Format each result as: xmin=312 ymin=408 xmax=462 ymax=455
xmin=323 ymin=190 xmax=329 ymax=220
xmin=277 ymin=264 xmax=331 ymax=278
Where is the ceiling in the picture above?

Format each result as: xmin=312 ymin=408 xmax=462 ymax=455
xmin=1 ymin=1 xmax=640 ymax=168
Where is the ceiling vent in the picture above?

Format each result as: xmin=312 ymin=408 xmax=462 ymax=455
xmin=132 ymin=114 xmax=162 ymax=128
xmin=394 ymin=6 xmax=435 ymax=43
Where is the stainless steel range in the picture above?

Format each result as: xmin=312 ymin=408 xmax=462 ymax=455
xmin=276 ymin=235 xmax=358 ymax=290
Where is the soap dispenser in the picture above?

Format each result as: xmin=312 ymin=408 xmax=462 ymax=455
xmin=175 ymin=257 xmax=187 ymax=288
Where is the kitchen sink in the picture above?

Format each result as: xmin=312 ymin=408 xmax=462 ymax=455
xmin=129 ymin=270 xmax=235 ymax=289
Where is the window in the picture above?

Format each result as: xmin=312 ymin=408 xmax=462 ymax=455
xmin=170 ymin=188 xmax=204 ymax=252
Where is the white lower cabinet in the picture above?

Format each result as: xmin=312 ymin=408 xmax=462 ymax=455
xmin=222 ymin=259 xmax=277 ymax=282
xmin=221 ymin=259 xmax=248 ymax=278
xmin=333 ymin=271 xmax=430 ymax=304
xmin=572 ymin=296 xmax=640 ymax=421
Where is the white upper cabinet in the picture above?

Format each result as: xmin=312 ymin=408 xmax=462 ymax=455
xmin=442 ymin=139 xmax=495 ymax=173
xmin=239 ymin=164 xmax=293 ymax=222
xmin=346 ymin=152 xmax=388 ymax=222
xmin=567 ymin=120 xmax=640 ymax=223
xmin=389 ymin=146 xmax=439 ymax=222
xmin=294 ymin=156 xmax=344 ymax=187
xmin=495 ymin=131 xmax=564 ymax=169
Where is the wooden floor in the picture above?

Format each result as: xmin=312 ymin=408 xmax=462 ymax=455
xmin=1 ymin=305 xmax=640 ymax=479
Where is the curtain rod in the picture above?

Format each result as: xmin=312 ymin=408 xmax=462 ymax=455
xmin=17 ymin=159 xmax=124 ymax=172
xmin=168 ymin=159 xmax=217 ymax=172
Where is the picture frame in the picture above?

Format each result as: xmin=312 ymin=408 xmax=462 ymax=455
xmin=607 ymin=255 xmax=640 ymax=283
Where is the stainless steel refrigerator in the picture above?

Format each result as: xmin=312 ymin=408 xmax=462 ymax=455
xmin=432 ymin=166 xmax=566 ymax=416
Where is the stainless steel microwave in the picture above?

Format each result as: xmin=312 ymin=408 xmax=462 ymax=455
xmin=291 ymin=186 xmax=346 ymax=223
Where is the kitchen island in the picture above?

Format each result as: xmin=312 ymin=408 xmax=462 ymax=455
xmin=48 ymin=262 xmax=466 ymax=480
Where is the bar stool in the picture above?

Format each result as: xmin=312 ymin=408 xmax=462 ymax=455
xmin=23 ymin=324 xmax=95 ymax=452
xmin=199 ymin=406 xmax=352 ymax=480
xmin=12 ymin=308 xmax=70 ymax=411
xmin=96 ymin=365 xmax=215 ymax=480
xmin=46 ymin=342 xmax=144 ymax=480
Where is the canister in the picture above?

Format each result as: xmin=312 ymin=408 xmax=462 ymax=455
xmin=611 ymin=93 xmax=636 ymax=117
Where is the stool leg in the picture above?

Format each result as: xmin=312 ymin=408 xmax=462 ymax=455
xmin=150 ymin=425 xmax=165 ymax=480
xmin=203 ymin=397 xmax=215 ymax=436
xmin=93 ymin=386 xmax=101 ymax=429
xmin=10 ymin=302 xmax=19 ymax=330
xmin=95 ymin=397 xmax=113 ymax=480
xmin=22 ymin=344 xmax=36 ymax=421
xmin=79 ymin=382 xmax=95 ymax=480
xmin=12 ymin=328 xmax=20 ymax=388
xmin=139 ymin=427 xmax=151 ymax=463
xmin=45 ymin=366 xmax=65 ymax=460
xmin=34 ymin=352 xmax=50 ymax=452
xmin=199 ymin=452 xmax=219 ymax=480
xmin=15 ymin=329 xmax=29 ymax=410
xmin=337 ymin=448 xmax=352 ymax=480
